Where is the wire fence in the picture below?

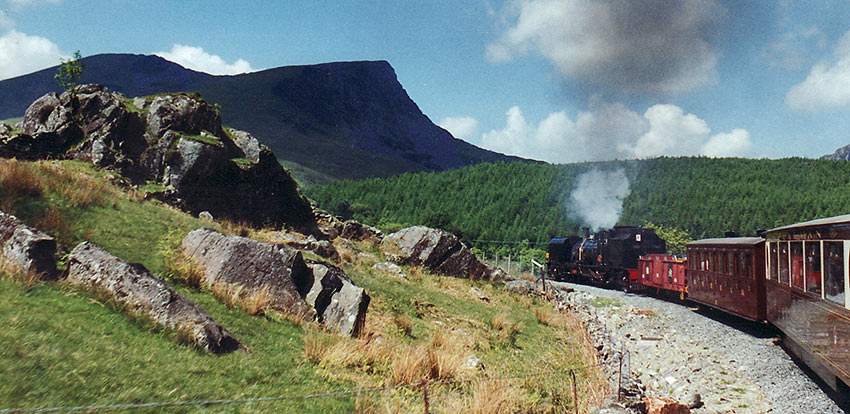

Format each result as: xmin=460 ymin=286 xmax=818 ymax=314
xmin=0 ymin=358 xmax=625 ymax=414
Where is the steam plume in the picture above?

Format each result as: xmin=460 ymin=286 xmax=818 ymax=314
xmin=569 ymin=168 xmax=630 ymax=231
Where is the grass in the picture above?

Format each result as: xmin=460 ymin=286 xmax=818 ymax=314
xmin=230 ymin=157 xmax=258 ymax=165
xmin=590 ymin=297 xmax=622 ymax=308
xmin=0 ymin=158 xmax=608 ymax=413
xmin=178 ymin=131 xmax=222 ymax=147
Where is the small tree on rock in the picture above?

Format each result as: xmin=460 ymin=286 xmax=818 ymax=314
xmin=55 ymin=50 xmax=86 ymax=98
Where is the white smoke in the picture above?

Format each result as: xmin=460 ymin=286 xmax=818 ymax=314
xmin=569 ymin=168 xmax=630 ymax=231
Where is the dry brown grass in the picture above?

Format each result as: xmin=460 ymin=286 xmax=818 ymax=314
xmin=219 ymin=220 xmax=255 ymax=238
xmin=490 ymin=312 xmax=523 ymax=347
xmin=33 ymin=206 xmax=70 ymax=237
xmin=0 ymin=158 xmax=43 ymax=199
xmin=389 ymin=330 xmax=468 ymax=386
xmin=533 ymin=306 xmax=554 ymax=326
xmin=392 ymin=313 xmax=413 ymax=336
xmin=457 ymin=380 xmax=521 ymax=414
xmin=161 ymin=247 xmax=206 ymax=289
xmin=0 ymin=259 xmax=42 ymax=289
xmin=0 ymin=159 xmax=119 ymax=211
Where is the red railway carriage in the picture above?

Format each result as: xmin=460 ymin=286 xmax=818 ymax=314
xmin=765 ymin=215 xmax=850 ymax=391
xmin=637 ymin=254 xmax=687 ymax=296
xmin=685 ymin=237 xmax=766 ymax=322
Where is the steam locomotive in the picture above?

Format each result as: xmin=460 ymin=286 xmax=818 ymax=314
xmin=547 ymin=215 xmax=850 ymax=393
xmin=546 ymin=226 xmax=667 ymax=290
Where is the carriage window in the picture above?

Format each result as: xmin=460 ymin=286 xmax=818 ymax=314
xmin=742 ymin=252 xmax=751 ymax=278
xmin=805 ymin=242 xmax=822 ymax=295
xmin=768 ymin=242 xmax=778 ymax=281
xmin=824 ymin=241 xmax=845 ymax=306
xmin=721 ymin=253 xmax=728 ymax=275
xmin=791 ymin=242 xmax=804 ymax=289
xmin=779 ymin=242 xmax=790 ymax=285
xmin=729 ymin=252 xmax=741 ymax=277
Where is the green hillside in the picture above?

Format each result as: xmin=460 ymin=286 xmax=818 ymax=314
xmin=0 ymin=159 xmax=603 ymax=412
xmin=307 ymin=157 xmax=850 ymax=253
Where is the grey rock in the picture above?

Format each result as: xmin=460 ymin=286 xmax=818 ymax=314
xmin=0 ymin=211 xmax=58 ymax=279
xmin=372 ymin=261 xmax=406 ymax=278
xmin=340 ymin=220 xmax=383 ymax=242
xmin=198 ymin=211 xmax=214 ymax=221
xmin=181 ymin=228 xmax=316 ymax=320
xmin=306 ymin=262 xmax=370 ymax=337
xmin=504 ymin=280 xmax=540 ymax=296
xmin=67 ymin=241 xmax=241 ymax=353
xmin=146 ymin=93 xmax=222 ymax=140
xmin=228 ymin=129 xmax=262 ymax=163
xmin=272 ymin=232 xmax=340 ymax=262
xmin=382 ymin=226 xmax=503 ymax=280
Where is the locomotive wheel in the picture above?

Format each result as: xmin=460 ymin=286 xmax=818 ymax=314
xmin=618 ymin=271 xmax=630 ymax=293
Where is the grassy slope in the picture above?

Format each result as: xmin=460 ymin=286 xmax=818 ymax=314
xmin=0 ymin=159 xmax=604 ymax=413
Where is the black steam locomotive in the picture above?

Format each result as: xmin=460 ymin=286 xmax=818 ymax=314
xmin=546 ymin=226 xmax=666 ymax=289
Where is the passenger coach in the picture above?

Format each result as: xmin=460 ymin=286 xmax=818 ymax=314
xmin=685 ymin=237 xmax=766 ymax=322
xmin=765 ymin=215 xmax=850 ymax=391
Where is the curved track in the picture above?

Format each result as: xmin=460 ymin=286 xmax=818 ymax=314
xmin=554 ymin=281 xmax=848 ymax=413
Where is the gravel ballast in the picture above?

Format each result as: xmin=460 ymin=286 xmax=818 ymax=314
xmin=549 ymin=281 xmax=846 ymax=414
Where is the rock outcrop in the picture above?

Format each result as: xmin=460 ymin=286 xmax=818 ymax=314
xmin=381 ymin=226 xmax=506 ymax=281
xmin=181 ymin=228 xmax=370 ymax=336
xmin=315 ymin=211 xmax=383 ymax=242
xmin=0 ymin=211 xmax=59 ymax=279
xmin=305 ymin=261 xmax=370 ymax=337
xmin=1 ymin=85 xmax=314 ymax=228
xmin=181 ymin=228 xmax=316 ymax=320
xmin=67 ymin=241 xmax=241 ymax=353
xmin=266 ymin=232 xmax=340 ymax=262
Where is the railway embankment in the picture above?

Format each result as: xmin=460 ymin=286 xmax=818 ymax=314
xmin=551 ymin=281 xmax=846 ymax=414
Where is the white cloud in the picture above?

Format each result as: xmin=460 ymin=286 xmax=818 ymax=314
xmin=701 ymin=129 xmax=754 ymax=157
xmin=477 ymin=103 xmax=753 ymax=163
xmin=786 ymin=30 xmax=850 ymax=112
xmin=0 ymin=29 xmax=65 ymax=80
xmin=438 ymin=116 xmax=479 ymax=141
xmin=631 ymin=104 xmax=710 ymax=158
xmin=487 ymin=0 xmax=723 ymax=95
xmin=154 ymin=44 xmax=255 ymax=75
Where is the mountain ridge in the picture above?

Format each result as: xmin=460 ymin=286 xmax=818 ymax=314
xmin=0 ymin=54 xmax=528 ymax=184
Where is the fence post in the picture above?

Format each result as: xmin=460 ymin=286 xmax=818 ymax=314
xmin=422 ymin=381 xmax=430 ymax=414
xmin=618 ymin=346 xmax=624 ymax=402
xmin=570 ymin=370 xmax=578 ymax=414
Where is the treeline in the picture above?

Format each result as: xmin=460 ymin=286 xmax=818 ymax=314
xmin=306 ymin=157 xmax=850 ymax=254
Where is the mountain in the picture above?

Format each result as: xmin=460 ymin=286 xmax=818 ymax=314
xmin=0 ymin=54 xmax=525 ymax=184
xmin=822 ymin=143 xmax=850 ymax=160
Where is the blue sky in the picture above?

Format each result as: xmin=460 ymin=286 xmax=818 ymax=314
xmin=2 ymin=0 xmax=850 ymax=163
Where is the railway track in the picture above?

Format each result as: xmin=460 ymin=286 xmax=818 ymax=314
xmin=552 ymin=281 xmax=848 ymax=414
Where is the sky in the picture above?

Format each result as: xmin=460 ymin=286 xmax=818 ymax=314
xmin=2 ymin=0 xmax=850 ymax=163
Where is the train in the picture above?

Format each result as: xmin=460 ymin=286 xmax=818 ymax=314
xmin=547 ymin=215 xmax=850 ymax=393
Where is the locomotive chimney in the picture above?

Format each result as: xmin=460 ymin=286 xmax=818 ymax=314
xmin=582 ymin=227 xmax=590 ymax=239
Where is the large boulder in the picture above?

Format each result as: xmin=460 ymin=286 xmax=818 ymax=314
xmin=382 ymin=226 xmax=505 ymax=281
xmin=181 ymin=228 xmax=370 ymax=336
xmin=0 ymin=211 xmax=59 ymax=279
xmin=3 ymin=85 xmax=315 ymax=228
xmin=305 ymin=261 xmax=370 ymax=337
xmin=67 ymin=241 xmax=241 ymax=353
xmin=181 ymin=228 xmax=316 ymax=320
